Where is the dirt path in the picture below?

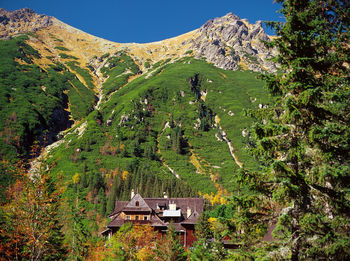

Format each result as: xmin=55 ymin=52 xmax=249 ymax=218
xmin=214 ymin=115 xmax=242 ymax=168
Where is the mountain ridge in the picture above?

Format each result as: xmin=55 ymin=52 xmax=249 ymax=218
xmin=0 ymin=8 xmax=277 ymax=74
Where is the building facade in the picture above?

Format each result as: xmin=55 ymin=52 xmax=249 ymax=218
xmin=102 ymin=191 xmax=204 ymax=247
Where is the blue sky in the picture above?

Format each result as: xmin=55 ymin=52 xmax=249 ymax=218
xmin=1 ymin=0 xmax=283 ymax=43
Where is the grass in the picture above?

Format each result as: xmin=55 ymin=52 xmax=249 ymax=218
xmin=66 ymin=61 xmax=95 ymax=90
xmin=48 ymin=57 xmax=270 ymax=195
xmin=55 ymin=46 xmax=70 ymax=51
xmin=100 ymin=52 xmax=140 ymax=96
xmin=42 ymin=56 xmax=272 ymax=236
xmin=59 ymin=53 xmax=78 ymax=60
xmin=0 ymin=36 xmax=97 ymax=198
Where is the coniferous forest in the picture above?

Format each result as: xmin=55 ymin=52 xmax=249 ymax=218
xmin=0 ymin=0 xmax=349 ymax=260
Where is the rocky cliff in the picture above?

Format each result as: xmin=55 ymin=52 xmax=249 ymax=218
xmin=190 ymin=13 xmax=277 ymax=72
xmin=0 ymin=8 xmax=52 ymax=39
xmin=0 ymin=8 xmax=276 ymax=73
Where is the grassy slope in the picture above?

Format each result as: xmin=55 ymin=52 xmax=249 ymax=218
xmin=103 ymin=58 xmax=269 ymax=191
xmin=0 ymin=35 xmax=270 ymax=231
xmin=0 ymin=36 xmax=270 ymax=234
xmin=47 ymin=57 xmax=270 ymax=200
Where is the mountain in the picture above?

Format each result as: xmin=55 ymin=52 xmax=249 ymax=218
xmin=0 ymin=8 xmax=277 ymax=72
xmin=0 ymin=8 xmax=272 ymax=228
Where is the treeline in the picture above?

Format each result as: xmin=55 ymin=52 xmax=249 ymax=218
xmin=105 ymin=163 xmax=197 ymax=214
xmin=70 ymin=161 xmax=197 ymax=218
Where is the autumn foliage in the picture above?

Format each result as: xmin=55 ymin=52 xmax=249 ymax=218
xmin=87 ymin=223 xmax=188 ymax=261
xmin=0 ymin=168 xmax=65 ymax=261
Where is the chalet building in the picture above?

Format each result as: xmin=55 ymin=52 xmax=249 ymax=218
xmin=102 ymin=190 xmax=204 ymax=247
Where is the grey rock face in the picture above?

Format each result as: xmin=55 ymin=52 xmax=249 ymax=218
xmin=190 ymin=12 xmax=277 ymax=72
xmin=0 ymin=8 xmax=53 ymax=38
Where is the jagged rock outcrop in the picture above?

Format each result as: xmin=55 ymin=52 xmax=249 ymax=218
xmin=190 ymin=13 xmax=277 ymax=72
xmin=0 ymin=8 xmax=277 ymax=74
xmin=0 ymin=8 xmax=52 ymax=38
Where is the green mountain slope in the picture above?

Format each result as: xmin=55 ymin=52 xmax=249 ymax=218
xmin=0 ymin=37 xmax=271 ymax=208
xmin=0 ymin=35 xmax=96 ymax=158
xmin=46 ymin=56 xmax=270 ymax=211
xmin=0 ymin=36 xmax=96 ymax=199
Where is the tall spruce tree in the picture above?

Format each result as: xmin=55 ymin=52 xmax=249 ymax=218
xmin=247 ymin=0 xmax=349 ymax=259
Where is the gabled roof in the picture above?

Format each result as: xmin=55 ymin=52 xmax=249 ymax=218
xmin=107 ymin=209 xmax=167 ymax=228
xmin=108 ymin=200 xmax=128 ymax=217
xmin=108 ymin=217 xmax=125 ymax=227
xmin=181 ymin=210 xmax=200 ymax=224
xmin=143 ymin=197 xmax=204 ymax=217
xmin=107 ymin=194 xmax=204 ymax=230
xmin=123 ymin=193 xmax=152 ymax=212
xmin=149 ymin=213 xmax=167 ymax=227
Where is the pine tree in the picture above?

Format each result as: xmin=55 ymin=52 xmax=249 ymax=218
xmin=192 ymin=213 xmax=227 ymax=260
xmin=248 ymin=0 xmax=350 ymax=259
xmin=97 ymin=187 xmax=106 ymax=217
xmin=195 ymin=212 xmax=213 ymax=241
xmin=67 ymin=196 xmax=90 ymax=260
xmin=106 ymin=177 xmax=120 ymax=214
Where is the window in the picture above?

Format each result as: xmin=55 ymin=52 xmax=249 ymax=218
xmin=144 ymin=216 xmax=148 ymax=220
xmin=135 ymin=201 xmax=139 ymax=207
xmin=136 ymin=216 xmax=139 ymax=220
xmin=126 ymin=215 xmax=131 ymax=220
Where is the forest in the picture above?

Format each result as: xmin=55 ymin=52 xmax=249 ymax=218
xmin=0 ymin=0 xmax=349 ymax=260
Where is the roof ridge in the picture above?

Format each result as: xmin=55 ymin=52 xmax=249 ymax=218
xmin=144 ymin=197 xmax=203 ymax=199
xmin=124 ymin=193 xmax=152 ymax=210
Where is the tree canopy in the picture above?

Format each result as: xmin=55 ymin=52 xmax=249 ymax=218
xmin=244 ymin=0 xmax=350 ymax=259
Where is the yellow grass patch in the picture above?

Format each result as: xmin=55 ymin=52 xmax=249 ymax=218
xmin=219 ymin=72 xmax=227 ymax=79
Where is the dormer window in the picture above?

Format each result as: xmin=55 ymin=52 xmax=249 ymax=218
xmin=135 ymin=201 xmax=139 ymax=207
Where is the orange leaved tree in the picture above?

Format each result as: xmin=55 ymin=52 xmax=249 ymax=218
xmin=0 ymin=172 xmax=66 ymax=261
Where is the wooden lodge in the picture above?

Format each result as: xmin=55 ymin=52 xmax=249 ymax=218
xmin=101 ymin=190 xmax=204 ymax=247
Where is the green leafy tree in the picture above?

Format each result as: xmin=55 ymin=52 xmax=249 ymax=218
xmin=190 ymin=238 xmax=214 ymax=261
xmin=154 ymin=223 xmax=187 ymax=261
xmin=102 ymin=223 xmax=157 ymax=261
xmin=247 ymin=0 xmax=350 ymax=259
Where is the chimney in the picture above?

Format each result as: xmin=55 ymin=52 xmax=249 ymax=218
xmin=131 ymin=189 xmax=135 ymax=199
xmin=187 ymin=207 xmax=192 ymax=218
xmin=169 ymin=201 xmax=176 ymax=211
xmin=163 ymin=192 xmax=168 ymax=198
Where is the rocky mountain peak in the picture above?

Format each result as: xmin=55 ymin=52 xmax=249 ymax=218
xmin=0 ymin=8 xmax=52 ymax=39
xmin=0 ymin=9 xmax=276 ymax=73
xmin=191 ymin=13 xmax=277 ymax=72
xmin=0 ymin=7 xmax=35 ymax=17
xmin=213 ymin=12 xmax=241 ymax=24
